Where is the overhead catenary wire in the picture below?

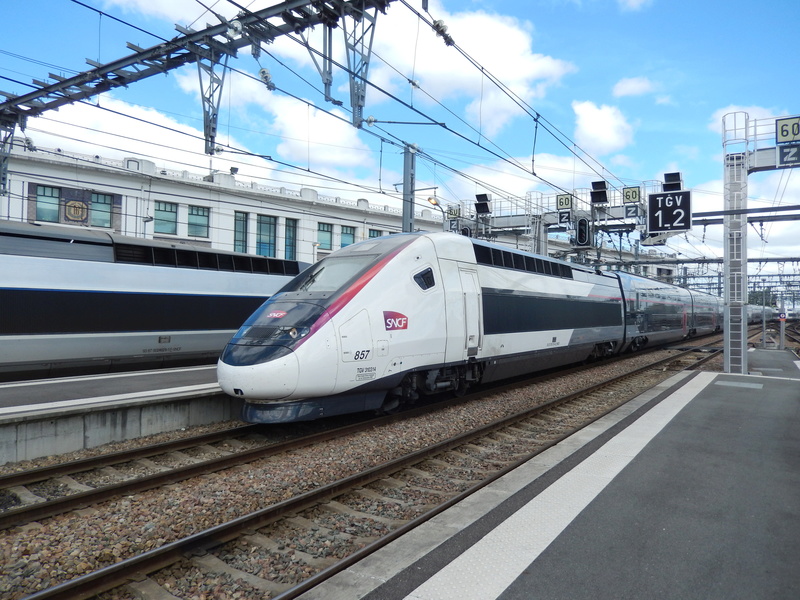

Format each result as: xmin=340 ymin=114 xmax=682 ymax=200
xmin=216 ymin=0 xmax=584 ymax=203
xmin=20 ymin=45 xmax=536 ymax=210
xmin=397 ymin=0 xmax=627 ymax=192
xmin=5 ymin=1 xmax=645 ymax=215
xmin=4 ymin=0 xmax=796 ymax=286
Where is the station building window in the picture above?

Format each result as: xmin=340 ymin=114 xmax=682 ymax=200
xmin=318 ymin=222 xmax=333 ymax=250
xmin=257 ymin=215 xmax=277 ymax=257
xmin=36 ymin=185 xmax=60 ymax=222
xmin=234 ymin=211 xmax=248 ymax=253
xmin=341 ymin=225 xmax=355 ymax=247
xmin=285 ymin=218 xmax=298 ymax=260
xmin=90 ymin=193 xmax=112 ymax=228
xmin=188 ymin=205 xmax=210 ymax=237
xmin=368 ymin=228 xmax=383 ymax=238
xmin=154 ymin=201 xmax=178 ymax=235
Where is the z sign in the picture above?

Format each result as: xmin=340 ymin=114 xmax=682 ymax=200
xmin=777 ymin=144 xmax=800 ymax=168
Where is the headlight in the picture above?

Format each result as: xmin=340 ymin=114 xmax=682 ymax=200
xmin=272 ymin=326 xmax=309 ymax=340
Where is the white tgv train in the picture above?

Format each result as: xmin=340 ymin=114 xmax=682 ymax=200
xmin=218 ymin=232 xmax=722 ymax=423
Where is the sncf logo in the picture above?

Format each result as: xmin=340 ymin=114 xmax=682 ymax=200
xmin=384 ymin=311 xmax=409 ymax=330
xmin=267 ymin=311 xmax=287 ymax=319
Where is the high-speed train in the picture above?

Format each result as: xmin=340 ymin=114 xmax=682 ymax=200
xmin=218 ymin=232 xmax=723 ymax=423
xmin=0 ymin=220 xmax=302 ymax=379
xmin=746 ymin=304 xmax=776 ymax=324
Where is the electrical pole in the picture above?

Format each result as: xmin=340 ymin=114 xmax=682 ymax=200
xmin=402 ymin=144 xmax=416 ymax=233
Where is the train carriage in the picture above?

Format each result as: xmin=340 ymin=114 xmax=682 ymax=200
xmin=218 ymin=232 xmax=724 ymax=423
xmin=0 ymin=220 xmax=302 ymax=379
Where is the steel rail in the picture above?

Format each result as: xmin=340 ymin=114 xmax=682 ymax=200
xmin=0 ymin=424 xmax=262 ymax=489
xmin=21 ymin=347 xmax=704 ymax=600
xmin=1 ymin=339 xmax=724 ymax=530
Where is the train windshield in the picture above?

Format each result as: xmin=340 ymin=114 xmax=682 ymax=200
xmin=221 ymin=299 xmax=327 ymax=365
xmin=278 ymin=254 xmax=380 ymax=294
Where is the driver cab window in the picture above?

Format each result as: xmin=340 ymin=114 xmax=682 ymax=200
xmin=414 ymin=267 xmax=436 ymax=290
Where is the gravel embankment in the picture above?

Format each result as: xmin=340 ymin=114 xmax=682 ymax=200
xmin=0 ymin=352 xmax=712 ymax=599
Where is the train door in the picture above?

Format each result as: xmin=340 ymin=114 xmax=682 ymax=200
xmin=459 ymin=268 xmax=481 ymax=357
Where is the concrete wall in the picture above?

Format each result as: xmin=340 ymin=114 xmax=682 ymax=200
xmin=0 ymin=394 xmax=244 ymax=466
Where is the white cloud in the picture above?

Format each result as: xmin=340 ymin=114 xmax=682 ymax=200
xmin=443 ymin=151 xmax=622 ymax=205
xmin=617 ymin=0 xmax=654 ymax=11
xmin=572 ymin=100 xmax=634 ymax=156
xmin=368 ymin=1 xmax=577 ymax=137
xmin=613 ymin=77 xmax=655 ymax=97
xmin=101 ymin=0 xmax=237 ymax=26
xmin=687 ymin=181 xmax=724 ymax=213
xmin=673 ymin=145 xmax=701 ymax=162
xmin=269 ymin=96 xmax=374 ymax=169
xmin=27 ymin=97 xmax=208 ymax=163
xmin=114 ymin=0 xmax=576 ymax=169
xmin=22 ymin=95 xmax=381 ymax=202
xmin=104 ymin=0 xmax=577 ymax=141
xmin=746 ymin=172 xmax=800 ymax=259
xmin=707 ymin=105 xmax=781 ymax=134
xmin=528 ymin=153 xmax=608 ymax=192
xmin=669 ymin=170 xmax=800 ymax=276
xmin=609 ymin=154 xmax=637 ymax=170
xmin=172 ymin=67 xmax=374 ymax=172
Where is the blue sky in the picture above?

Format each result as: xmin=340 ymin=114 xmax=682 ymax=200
xmin=1 ymin=0 xmax=799 ymax=274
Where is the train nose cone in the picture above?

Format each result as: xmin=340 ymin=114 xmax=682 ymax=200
xmin=217 ymin=350 xmax=299 ymax=400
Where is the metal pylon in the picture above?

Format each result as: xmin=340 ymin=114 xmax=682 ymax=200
xmin=342 ymin=6 xmax=378 ymax=128
xmin=722 ymin=112 xmax=749 ymax=374
xmin=197 ymin=53 xmax=230 ymax=155
xmin=0 ymin=120 xmax=15 ymax=195
xmin=295 ymin=2 xmax=381 ymax=128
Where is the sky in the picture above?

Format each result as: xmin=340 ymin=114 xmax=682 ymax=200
xmin=1 ymin=0 xmax=799 ymax=285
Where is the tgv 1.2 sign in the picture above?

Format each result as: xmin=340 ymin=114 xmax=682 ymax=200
xmin=647 ymin=191 xmax=691 ymax=233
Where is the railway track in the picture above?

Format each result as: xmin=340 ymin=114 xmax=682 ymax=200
xmin=6 ymin=344 xmax=722 ymax=600
xmin=0 ymin=337 xmax=725 ymax=530
xmin=0 ymin=416 xmax=382 ymax=529
xmin=781 ymin=322 xmax=800 ymax=347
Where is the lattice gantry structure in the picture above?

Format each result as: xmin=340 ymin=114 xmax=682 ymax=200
xmin=721 ymin=111 xmax=799 ymax=374
xmin=0 ymin=0 xmax=394 ymax=193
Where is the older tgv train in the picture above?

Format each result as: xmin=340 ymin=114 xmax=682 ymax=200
xmin=0 ymin=220 xmax=302 ymax=379
xmin=218 ymin=232 xmax=723 ymax=423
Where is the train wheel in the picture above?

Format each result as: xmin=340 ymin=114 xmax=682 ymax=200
xmin=454 ymin=372 xmax=469 ymax=397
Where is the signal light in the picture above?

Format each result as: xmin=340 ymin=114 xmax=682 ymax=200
xmin=662 ymin=172 xmax=683 ymax=192
xmin=590 ymin=181 xmax=608 ymax=204
xmin=474 ymin=193 xmax=492 ymax=214
xmin=575 ymin=217 xmax=591 ymax=247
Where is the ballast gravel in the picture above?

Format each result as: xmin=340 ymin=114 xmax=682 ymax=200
xmin=0 ymin=351 xmax=707 ymax=599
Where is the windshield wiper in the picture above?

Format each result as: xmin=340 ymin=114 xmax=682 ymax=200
xmin=299 ymin=267 xmax=324 ymax=291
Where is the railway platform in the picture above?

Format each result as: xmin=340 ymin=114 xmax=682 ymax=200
xmin=0 ymin=365 xmax=238 ymax=465
xmin=298 ymin=348 xmax=800 ymax=600
xmin=0 ymin=364 xmax=219 ymax=413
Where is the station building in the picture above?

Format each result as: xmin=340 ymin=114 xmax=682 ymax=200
xmin=1 ymin=138 xmax=674 ymax=278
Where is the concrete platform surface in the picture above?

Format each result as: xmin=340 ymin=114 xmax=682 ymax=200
xmin=298 ymin=352 xmax=800 ymax=600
